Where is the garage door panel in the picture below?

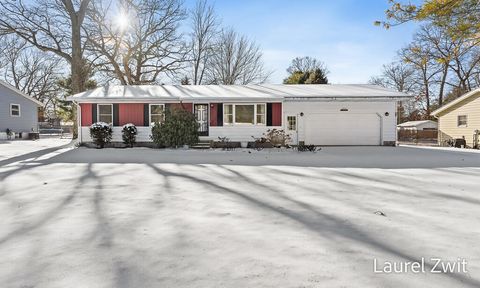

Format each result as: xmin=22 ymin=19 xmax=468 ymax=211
xmin=304 ymin=113 xmax=380 ymax=145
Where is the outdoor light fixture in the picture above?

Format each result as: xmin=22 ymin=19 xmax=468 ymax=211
xmin=385 ymin=112 xmax=390 ymax=116
xmin=300 ymin=112 xmax=304 ymax=116
xmin=340 ymin=108 xmax=348 ymax=111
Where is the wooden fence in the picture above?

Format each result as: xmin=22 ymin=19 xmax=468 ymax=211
xmin=398 ymin=129 xmax=438 ymax=143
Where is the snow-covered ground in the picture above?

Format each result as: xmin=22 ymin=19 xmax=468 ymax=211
xmin=0 ymin=146 xmax=479 ymax=287
xmin=0 ymin=138 xmax=73 ymax=162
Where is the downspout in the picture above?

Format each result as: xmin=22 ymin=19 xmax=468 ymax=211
xmin=75 ymin=101 xmax=82 ymax=144
xmin=375 ymin=113 xmax=383 ymax=146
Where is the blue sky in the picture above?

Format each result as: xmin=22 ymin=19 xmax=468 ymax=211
xmin=184 ymin=0 xmax=418 ymax=84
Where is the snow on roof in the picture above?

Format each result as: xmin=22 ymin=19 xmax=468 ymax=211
xmin=397 ymin=120 xmax=437 ymax=127
xmin=431 ymin=88 xmax=480 ymax=116
xmin=0 ymin=80 xmax=44 ymax=106
xmin=70 ymin=84 xmax=411 ymax=102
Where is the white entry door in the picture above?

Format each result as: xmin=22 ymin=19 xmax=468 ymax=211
xmin=304 ymin=113 xmax=381 ymax=145
xmin=194 ymin=104 xmax=209 ymax=136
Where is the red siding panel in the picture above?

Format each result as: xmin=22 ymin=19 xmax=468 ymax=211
xmin=182 ymin=103 xmax=193 ymax=112
xmin=169 ymin=102 xmax=193 ymax=112
xmin=272 ymin=103 xmax=282 ymax=126
xmin=210 ymin=103 xmax=218 ymax=126
xmin=80 ymin=103 xmax=92 ymax=126
xmin=119 ymin=103 xmax=144 ymax=126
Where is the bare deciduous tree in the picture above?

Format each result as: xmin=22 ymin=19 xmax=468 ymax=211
xmin=189 ymin=0 xmax=218 ymax=85
xmin=369 ymin=62 xmax=416 ymax=93
xmin=85 ymin=0 xmax=188 ymax=85
xmin=369 ymin=61 xmax=419 ymax=122
xmin=0 ymin=0 xmax=92 ymax=94
xmin=399 ymin=39 xmax=441 ymax=115
xmin=0 ymin=37 xmax=63 ymax=115
xmin=207 ymin=29 xmax=269 ymax=85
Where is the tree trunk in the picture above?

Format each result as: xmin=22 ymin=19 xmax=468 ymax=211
xmin=438 ymin=65 xmax=448 ymax=107
xmin=63 ymin=0 xmax=91 ymax=138
xmin=71 ymin=26 xmax=85 ymax=94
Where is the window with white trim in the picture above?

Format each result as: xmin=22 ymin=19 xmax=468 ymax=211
xmin=223 ymin=103 xmax=266 ymax=125
xmin=256 ymin=104 xmax=266 ymax=125
xmin=10 ymin=104 xmax=20 ymax=117
xmin=224 ymin=104 xmax=233 ymax=124
xmin=150 ymin=104 xmax=165 ymax=125
xmin=98 ymin=104 xmax=113 ymax=124
xmin=287 ymin=116 xmax=297 ymax=131
xmin=457 ymin=115 xmax=467 ymax=127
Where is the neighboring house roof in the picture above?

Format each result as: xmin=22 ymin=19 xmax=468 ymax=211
xmin=69 ymin=84 xmax=412 ymax=102
xmin=0 ymin=80 xmax=43 ymax=106
xmin=397 ymin=120 xmax=437 ymax=128
xmin=431 ymin=88 xmax=480 ymax=116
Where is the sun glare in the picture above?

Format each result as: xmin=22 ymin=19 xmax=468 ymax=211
xmin=114 ymin=12 xmax=129 ymax=32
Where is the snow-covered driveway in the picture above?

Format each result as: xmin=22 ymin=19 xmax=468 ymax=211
xmin=1 ymin=146 xmax=479 ymax=287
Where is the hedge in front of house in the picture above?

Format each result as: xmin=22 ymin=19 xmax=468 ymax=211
xmin=122 ymin=123 xmax=138 ymax=147
xmin=150 ymin=109 xmax=199 ymax=148
xmin=89 ymin=122 xmax=113 ymax=148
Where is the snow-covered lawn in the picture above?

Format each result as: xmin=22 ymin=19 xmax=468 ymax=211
xmin=0 ymin=146 xmax=479 ymax=287
xmin=0 ymin=138 xmax=72 ymax=162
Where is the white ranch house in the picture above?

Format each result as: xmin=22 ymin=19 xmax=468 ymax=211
xmin=70 ymin=84 xmax=411 ymax=146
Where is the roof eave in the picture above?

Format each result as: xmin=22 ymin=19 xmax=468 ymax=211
xmin=0 ymin=80 xmax=44 ymax=106
xmin=431 ymin=89 xmax=480 ymax=116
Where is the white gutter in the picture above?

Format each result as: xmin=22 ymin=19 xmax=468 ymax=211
xmin=284 ymin=96 xmax=412 ymax=102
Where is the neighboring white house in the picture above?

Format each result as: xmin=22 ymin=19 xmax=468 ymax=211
xmin=0 ymin=80 xmax=42 ymax=140
xmin=70 ymin=84 xmax=411 ymax=146
xmin=397 ymin=120 xmax=438 ymax=131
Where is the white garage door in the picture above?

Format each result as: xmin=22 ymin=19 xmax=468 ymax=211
xmin=304 ymin=113 xmax=381 ymax=145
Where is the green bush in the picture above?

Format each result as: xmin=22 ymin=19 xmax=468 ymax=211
xmin=150 ymin=109 xmax=199 ymax=148
xmin=122 ymin=123 xmax=138 ymax=147
xmin=89 ymin=122 xmax=113 ymax=148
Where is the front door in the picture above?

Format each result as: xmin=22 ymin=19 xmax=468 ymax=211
xmin=194 ymin=104 xmax=209 ymax=136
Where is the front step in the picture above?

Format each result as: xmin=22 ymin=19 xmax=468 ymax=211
xmin=190 ymin=141 xmax=211 ymax=149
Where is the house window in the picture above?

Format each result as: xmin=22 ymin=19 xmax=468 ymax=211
xmin=235 ymin=105 xmax=255 ymax=124
xmin=10 ymin=104 xmax=20 ymax=117
xmin=457 ymin=115 xmax=467 ymax=127
xmin=224 ymin=104 xmax=266 ymax=125
xmin=256 ymin=104 xmax=266 ymax=125
xmin=287 ymin=116 xmax=297 ymax=131
xmin=98 ymin=104 xmax=113 ymax=124
xmin=224 ymin=104 xmax=233 ymax=124
xmin=150 ymin=104 xmax=165 ymax=125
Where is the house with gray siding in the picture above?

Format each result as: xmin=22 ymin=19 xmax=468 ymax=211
xmin=0 ymin=80 xmax=42 ymax=139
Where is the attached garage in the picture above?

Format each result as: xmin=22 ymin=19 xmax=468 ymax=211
xmin=304 ymin=113 xmax=381 ymax=145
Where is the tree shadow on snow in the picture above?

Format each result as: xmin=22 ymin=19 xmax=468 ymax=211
xmin=144 ymin=163 xmax=480 ymax=287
